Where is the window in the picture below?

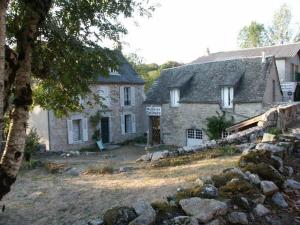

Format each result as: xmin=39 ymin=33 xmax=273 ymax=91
xmin=170 ymin=89 xmax=180 ymax=107
xmin=221 ymin=131 xmax=232 ymax=139
xmin=221 ymin=87 xmax=234 ymax=108
xmin=109 ymin=68 xmax=120 ymax=76
xmin=67 ymin=118 xmax=88 ymax=144
xmin=121 ymin=113 xmax=136 ymax=134
xmin=124 ymin=87 xmax=131 ymax=106
xmin=125 ymin=114 xmax=132 ymax=133
xmin=72 ymin=119 xmax=82 ymax=142
xmin=187 ymin=129 xmax=203 ymax=146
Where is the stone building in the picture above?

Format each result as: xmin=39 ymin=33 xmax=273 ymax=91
xmin=192 ymin=42 xmax=300 ymax=101
xmin=144 ymin=56 xmax=283 ymax=147
xmin=28 ymin=54 xmax=146 ymax=151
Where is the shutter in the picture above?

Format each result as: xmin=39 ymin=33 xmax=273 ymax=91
xmin=132 ymin=114 xmax=136 ymax=133
xmin=67 ymin=120 xmax=73 ymax=144
xmin=229 ymin=87 xmax=234 ymax=107
xmin=131 ymin=87 xmax=135 ymax=106
xmin=120 ymin=86 xmax=124 ymax=107
xmin=82 ymin=118 xmax=88 ymax=142
xmin=120 ymin=113 xmax=125 ymax=134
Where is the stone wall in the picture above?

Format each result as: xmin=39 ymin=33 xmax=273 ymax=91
xmin=48 ymin=84 xmax=146 ymax=151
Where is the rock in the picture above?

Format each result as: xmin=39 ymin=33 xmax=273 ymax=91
xmin=200 ymin=176 xmax=213 ymax=185
xmin=231 ymin=196 xmax=252 ymax=210
xmin=201 ymin=184 xmax=218 ymax=198
xmin=261 ymin=133 xmax=276 ymax=143
xmin=103 ymin=206 xmax=137 ymax=225
xmin=65 ymin=167 xmax=80 ymax=176
xmin=87 ymin=219 xmax=104 ymax=225
xmin=246 ymin=172 xmax=261 ymax=185
xmin=179 ymin=197 xmax=228 ymax=223
xmin=282 ymin=166 xmax=293 ymax=177
xmin=129 ymin=200 xmax=156 ymax=225
xmin=151 ymin=151 xmax=169 ymax=161
xmin=168 ymin=216 xmax=199 ymax=225
xmin=271 ymin=192 xmax=288 ymax=208
xmin=205 ymin=218 xmax=223 ymax=225
xmin=252 ymin=194 xmax=266 ymax=204
xmin=260 ymin=181 xmax=279 ymax=195
xmin=119 ymin=167 xmax=133 ymax=173
xmin=236 ymin=143 xmax=256 ymax=153
xmin=253 ymin=204 xmax=270 ymax=217
xmin=195 ymin=178 xmax=204 ymax=187
xmin=285 ymin=179 xmax=300 ymax=190
xmin=265 ymin=216 xmax=282 ymax=225
xmin=271 ymin=155 xmax=283 ymax=173
xmin=255 ymin=143 xmax=285 ymax=154
xmin=136 ymin=153 xmax=152 ymax=162
xmin=224 ymin=168 xmax=248 ymax=180
xmin=228 ymin=212 xmax=249 ymax=224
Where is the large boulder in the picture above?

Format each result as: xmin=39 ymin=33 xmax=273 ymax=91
xmin=167 ymin=216 xmax=199 ymax=225
xmin=151 ymin=151 xmax=169 ymax=161
xmin=271 ymin=192 xmax=288 ymax=208
xmin=227 ymin=212 xmax=249 ymax=224
xmin=179 ymin=197 xmax=228 ymax=223
xmin=239 ymin=151 xmax=281 ymax=170
xmin=103 ymin=206 xmax=137 ymax=225
xmin=260 ymin=181 xmax=279 ymax=195
xmin=285 ymin=179 xmax=300 ymax=190
xmin=253 ymin=204 xmax=270 ymax=217
xmin=200 ymin=184 xmax=218 ymax=199
xmin=129 ymin=200 xmax=156 ymax=225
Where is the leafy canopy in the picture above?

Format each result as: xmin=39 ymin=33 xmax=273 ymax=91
xmin=7 ymin=0 xmax=155 ymax=116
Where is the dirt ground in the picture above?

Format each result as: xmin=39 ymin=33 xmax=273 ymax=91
xmin=0 ymin=145 xmax=239 ymax=225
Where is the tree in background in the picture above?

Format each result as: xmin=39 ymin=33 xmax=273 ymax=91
xmin=238 ymin=4 xmax=298 ymax=48
xmin=237 ymin=21 xmax=268 ymax=48
xmin=0 ymin=0 xmax=155 ymax=200
xmin=127 ymin=53 xmax=183 ymax=91
xmin=268 ymin=3 xmax=293 ymax=45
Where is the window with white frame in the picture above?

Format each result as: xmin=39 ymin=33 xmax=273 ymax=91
xmin=109 ymin=68 xmax=120 ymax=76
xmin=221 ymin=86 xmax=234 ymax=108
xmin=187 ymin=129 xmax=203 ymax=146
xmin=67 ymin=117 xmax=88 ymax=144
xmin=120 ymin=113 xmax=136 ymax=134
xmin=98 ymin=86 xmax=110 ymax=107
xmin=120 ymin=86 xmax=135 ymax=107
xmin=170 ymin=89 xmax=180 ymax=107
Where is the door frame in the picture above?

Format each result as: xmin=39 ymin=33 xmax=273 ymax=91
xmin=100 ymin=116 xmax=112 ymax=143
xmin=149 ymin=116 xmax=161 ymax=146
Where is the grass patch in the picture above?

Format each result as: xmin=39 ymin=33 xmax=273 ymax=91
xmin=85 ymin=165 xmax=114 ymax=175
xmin=151 ymin=146 xmax=240 ymax=168
xmin=45 ymin=162 xmax=67 ymax=174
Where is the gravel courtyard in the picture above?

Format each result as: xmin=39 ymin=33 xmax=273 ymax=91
xmin=0 ymin=145 xmax=239 ymax=225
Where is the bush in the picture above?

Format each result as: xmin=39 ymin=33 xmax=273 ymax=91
xmin=267 ymin=127 xmax=282 ymax=137
xmin=24 ymin=129 xmax=40 ymax=162
xmin=206 ymin=112 xmax=233 ymax=140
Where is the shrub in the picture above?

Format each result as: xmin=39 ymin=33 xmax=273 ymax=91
xmin=267 ymin=127 xmax=282 ymax=137
xmin=206 ymin=112 xmax=233 ymax=140
xmin=24 ymin=129 xmax=40 ymax=162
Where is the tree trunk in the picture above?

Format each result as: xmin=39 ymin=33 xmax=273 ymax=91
xmin=0 ymin=0 xmax=52 ymax=200
xmin=0 ymin=0 xmax=8 ymax=154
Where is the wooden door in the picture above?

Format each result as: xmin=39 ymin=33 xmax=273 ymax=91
xmin=151 ymin=116 xmax=160 ymax=145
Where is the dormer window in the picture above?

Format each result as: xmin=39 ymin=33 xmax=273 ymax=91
xmin=221 ymin=86 xmax=234 ymax=108
xmin=109 ymin=68 xmax=120 ymax=76
xmin=170 ymin=89 xmax=180 ymax=107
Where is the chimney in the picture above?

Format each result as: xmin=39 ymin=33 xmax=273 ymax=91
xmin=206 ymin=48 xmax=210 ymax=56
xmin=261 ymin=51 xmax=266 ymax=63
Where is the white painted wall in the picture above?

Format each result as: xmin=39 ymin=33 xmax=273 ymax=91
xmin=28 ymin=106 xmax=50 ymax=150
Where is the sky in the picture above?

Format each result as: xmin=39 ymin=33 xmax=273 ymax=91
xmin=119 ymin=0 xmax=300 ymax=64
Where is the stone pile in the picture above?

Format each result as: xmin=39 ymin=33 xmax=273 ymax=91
xmin=86 ymin=131 xmax=300 ymax=225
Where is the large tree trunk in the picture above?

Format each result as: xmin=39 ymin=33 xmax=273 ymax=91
xmin=0 ymin=0 xmax=52 ymax=200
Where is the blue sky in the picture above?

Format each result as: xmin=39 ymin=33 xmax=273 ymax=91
xmin=120 ymin=0 xmax=300 ymax=64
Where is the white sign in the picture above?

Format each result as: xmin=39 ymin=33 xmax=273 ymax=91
xmin=281 ymin=82 xmax=296 ymax=92
xmin=146 ymin=106 xmax=161 ymax=116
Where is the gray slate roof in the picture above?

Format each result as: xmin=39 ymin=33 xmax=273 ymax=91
xmin=145 ymin=57 xmax=275 ymax=104
xmin=191 ymin=42 xmax=300 ymax=64
xmin=96 ymin=53 xmax=144 ymax=85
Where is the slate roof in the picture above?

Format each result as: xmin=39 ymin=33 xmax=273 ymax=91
xmin=145 ymin=57 xmax=275 ymax=104
xmin=191 ymin=42 xmax=300 ymax=64
xmin=96 ymin=53 xmax=144 ymax=85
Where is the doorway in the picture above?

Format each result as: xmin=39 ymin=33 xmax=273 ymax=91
xmin=150 ymin=116 xmax=160 ymax=145
xmin=101 ymin=117 xmax=110 ymax=144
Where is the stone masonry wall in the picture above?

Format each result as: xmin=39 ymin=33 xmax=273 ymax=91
xmin=49 ymin=84 xmax=146 ymax=151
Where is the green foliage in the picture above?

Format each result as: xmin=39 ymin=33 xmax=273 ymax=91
xmin=206 ymin=112 xmax=233 ymax=140
xmin=267 ymin=127 xmax=282 ymax=137
xmin=7 ymin=0 xmax=155 ymax=116
xmin=22 ymin=159 xmax=44 ymax=170
xmin=238 ymin=21 xmax=268 ymax=48
xmin=90 ymin=111 xmax=102 ymax=141
xmin=24 ymin=129 xmax=40 ymax=162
